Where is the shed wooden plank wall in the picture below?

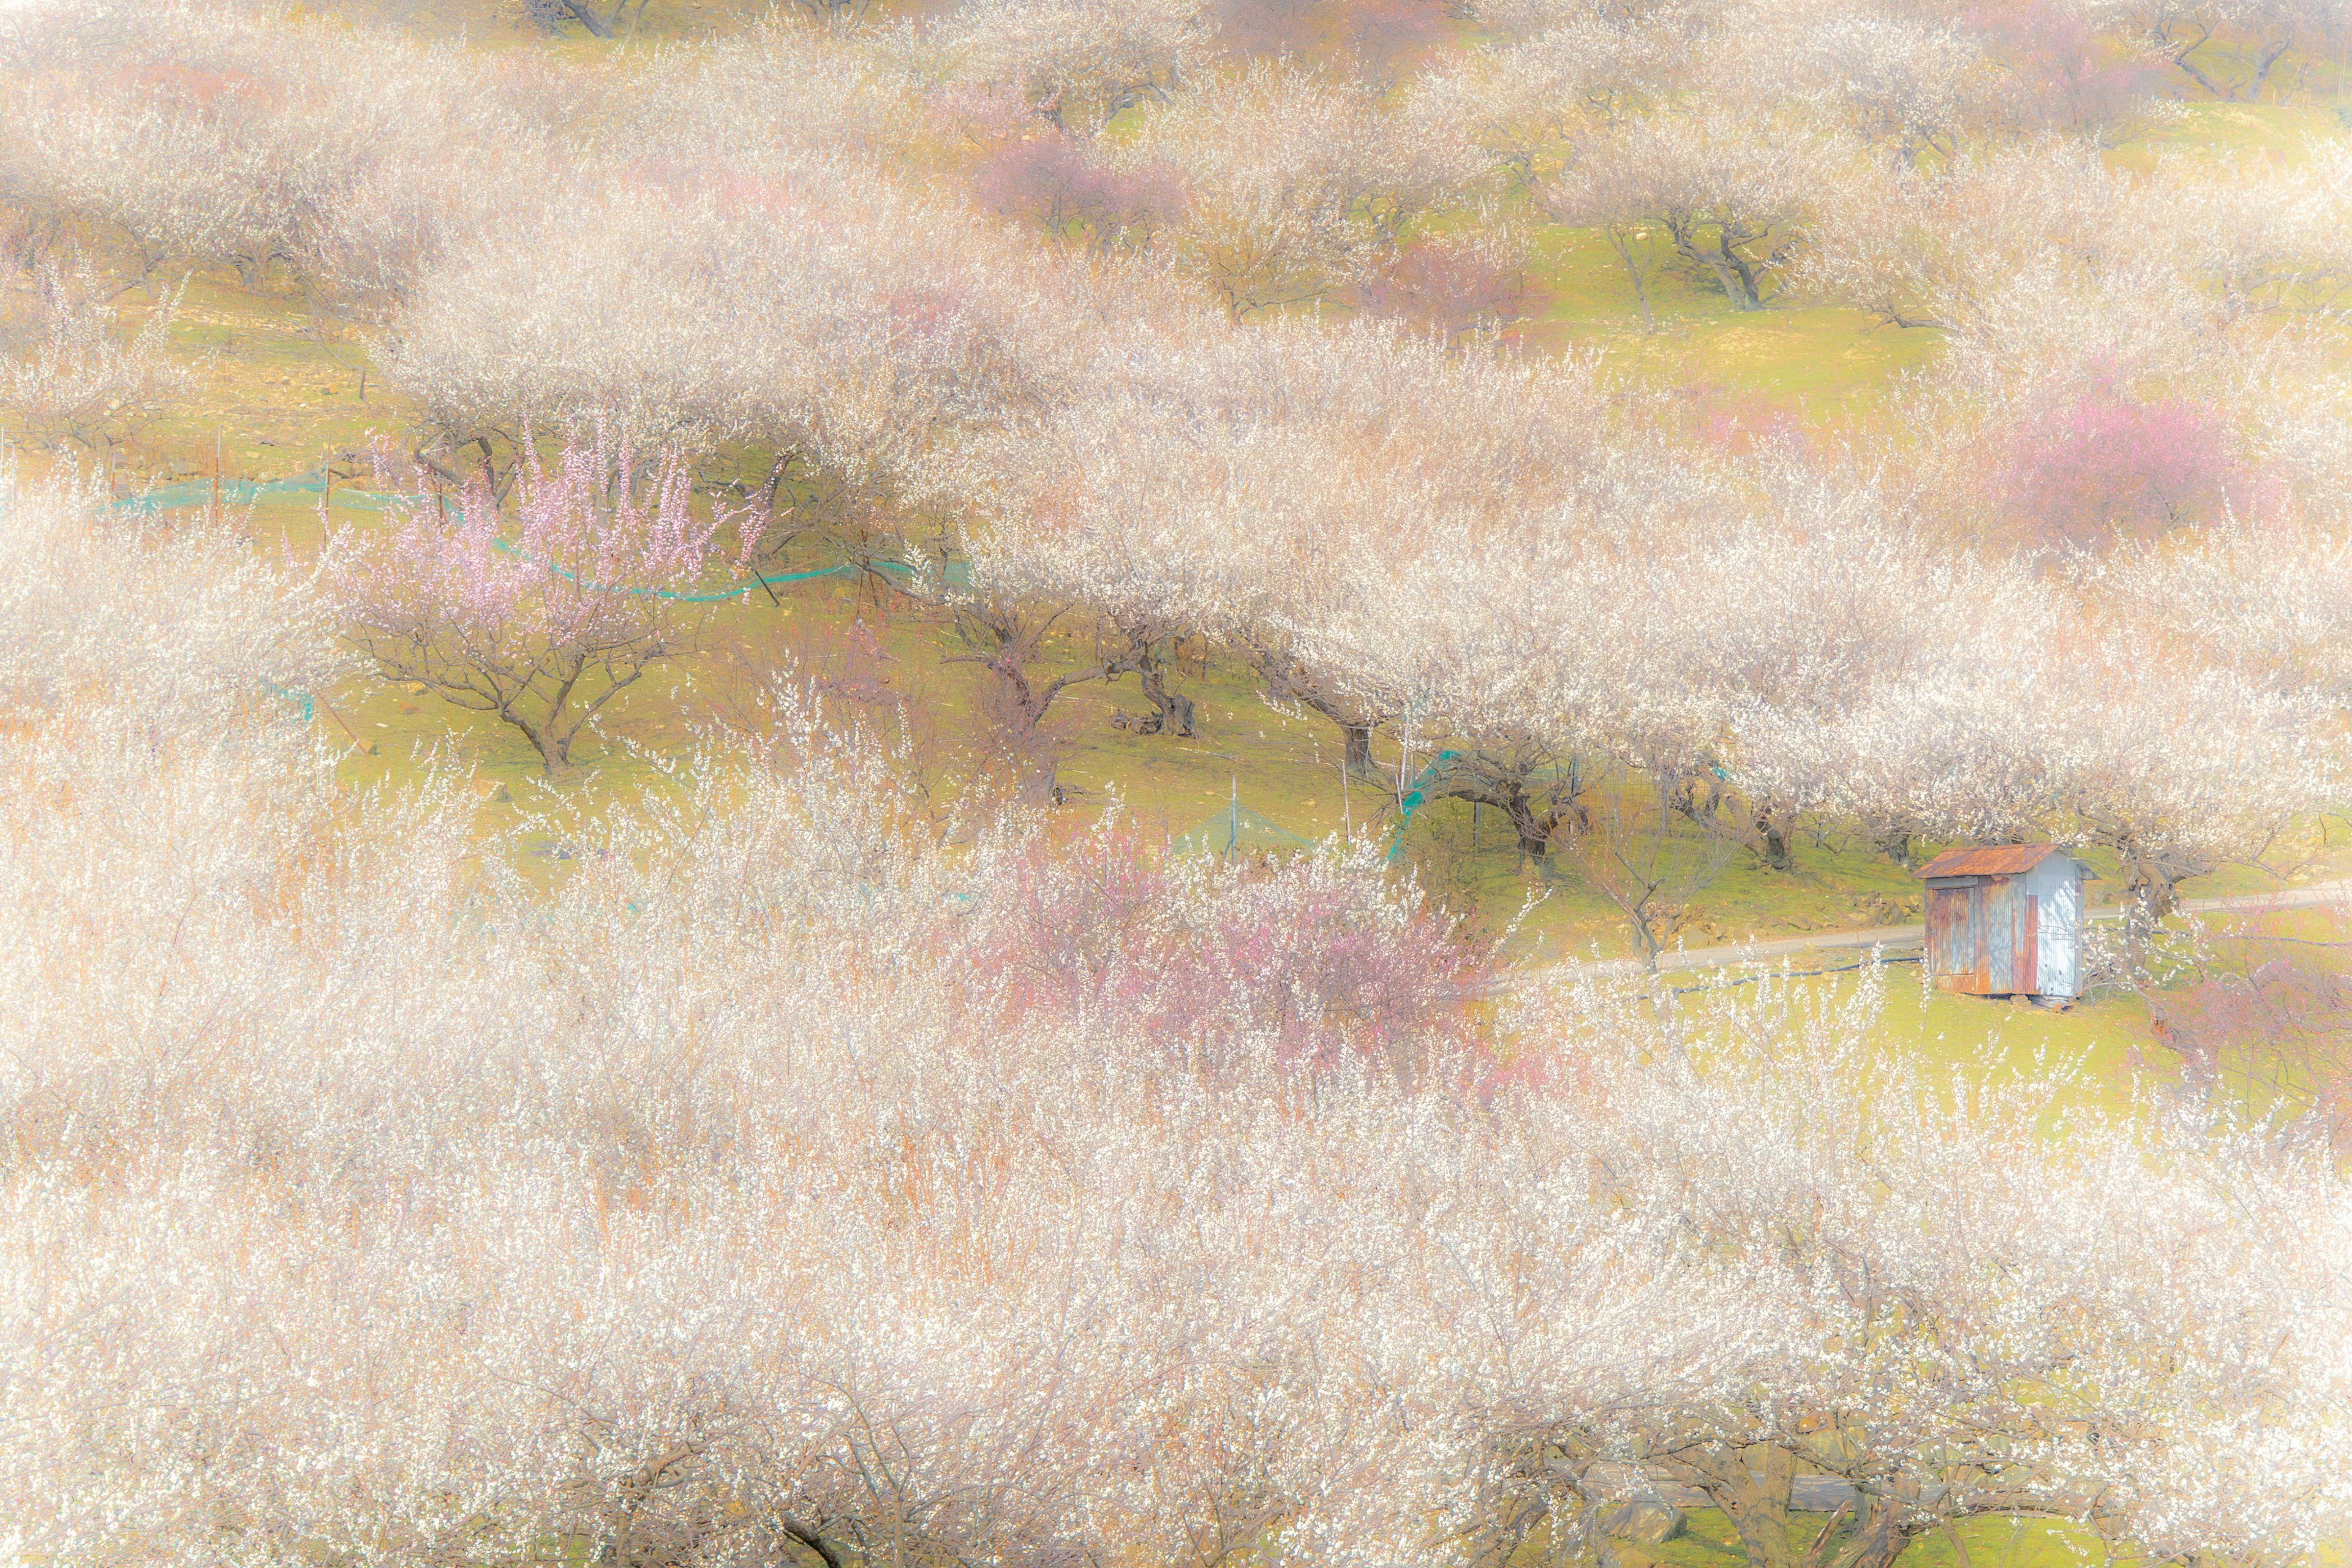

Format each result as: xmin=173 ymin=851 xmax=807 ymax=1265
xmin=1988 ymin=875 xmax=2016 ymax=993
xmin=2024 ymin=856 xmax=2082 ymax=999
xmin=1926 ymin=886 xmax=1955 ymax=976
xmin=1927 ymin=883 xmax=1979 ymax=989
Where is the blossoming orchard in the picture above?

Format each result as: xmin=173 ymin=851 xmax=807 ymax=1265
xmin=1 ymin=1 xmax=2350 ymax=1564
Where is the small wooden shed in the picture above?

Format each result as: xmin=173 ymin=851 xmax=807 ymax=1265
xmin=1915 ymin=845 xmax=2091 ymax=1000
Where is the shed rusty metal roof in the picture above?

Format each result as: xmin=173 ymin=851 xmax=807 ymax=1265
xmin=1919 ymin=846 xmax=2070 ymax=884
xmin=1915 ymin=844 xmax=2068 ymax=879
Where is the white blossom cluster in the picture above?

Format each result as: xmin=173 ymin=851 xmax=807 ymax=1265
xmin=7 ymin=0 xmax=2348 ymax=892
xmin=0 ymin=252 xmax=194 ymax=458
xmin=1 ymin=476 xmax=2347 ymax=1567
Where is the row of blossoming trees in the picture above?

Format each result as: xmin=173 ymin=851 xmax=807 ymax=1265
xmin=26 ymin=3 xmax=2342 ymax=907
xmin=9 ymin=1 xmax=2346 ymax=923
xmin=2 ymin=467 xmax=2348 ymax=1568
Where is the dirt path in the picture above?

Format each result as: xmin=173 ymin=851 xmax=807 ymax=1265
xmin=1649 ymin=880 xmax=2352 ymax=974
xmin=1586 ymin=1463 xmax=1912 ymax=1513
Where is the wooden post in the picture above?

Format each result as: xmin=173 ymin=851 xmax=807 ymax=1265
xmin=315 ymin=697 xmax=375 ymax=755
xmin=2021 ymin=895 xmax=2040 ymax=997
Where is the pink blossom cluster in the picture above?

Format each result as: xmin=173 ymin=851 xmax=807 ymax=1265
xmin=326 ymin=426 xmax=736 ymax=773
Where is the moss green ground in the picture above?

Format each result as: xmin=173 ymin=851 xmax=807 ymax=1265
xmin=1623 ymin=1509 xmax=2132 ymax=1568
xmin=1611 ymin=1507 xmax=2337 ymax=1568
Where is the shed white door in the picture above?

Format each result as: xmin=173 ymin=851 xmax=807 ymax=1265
xmin=2025 ymin=861 xmax=2083 ymax=998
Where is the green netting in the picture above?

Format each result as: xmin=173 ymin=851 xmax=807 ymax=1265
xmin=261 ymin=680 xmax=315 ymax=723
xmin=486 ymin=541 xmax=971 ymax=602
xmin=1388 ymin=748 xmax=1463 ymax=864
xmin=1172 ymin=801 xmax=1313 ymax=860
xmin=118 ymin=472 xmax=417 ymax=512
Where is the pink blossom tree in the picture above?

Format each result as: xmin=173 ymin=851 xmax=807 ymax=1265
xmin=330 ymin=427 xmax=736 ymax=775
xmin=1997 ymin=379 xmax=2243 ymax=552
xmin=971 ymin=823 xmax=1484 ymax=1077
xmin=1972 ymin=2 xmax=2161 ymax=137
xmin=1348 ymin=224 xmax=1536 ymax=340
xmin=2141 ymin=909 xmax=2352 ymax=1153
xmin=971 ymin=137 xmax=1182 ymax=251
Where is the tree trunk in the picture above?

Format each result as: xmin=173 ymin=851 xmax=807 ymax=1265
xmin=2247 ymin=38 xmax=2293 ymax=100
xmin=2128 ymin=873 xmax=2179 ymax=923
xmin=513 ymin=715 xmax=571 ymax=776
xmin=1671 ymin=773 xmax=1721 ymax=826
xmin=1501 ymin=782 xmax=1554 ymax=862
xmin=1514 ymin=818 xmax=1551 ymax=860
xmin=1673 ymin=1446 xmax=1803 ymax=1568
xmin=1243 ymin=643 xmax=1381 ymax=778
xmin=2165 ymin=28 xmax=2230 ymax=98
xmin=2117 ymin=855 xmax=2179 ymax=979
xmin=950 ymin=632 xmax=1100 ymax=803
xmin=562 ymin=0 xmax=616 ymax=36
xmin=1607 ymin=226 xmax=1656 ymax=332
xmin=1715 ymin=230 xmax=1766 ymax=311
xmin=1629 ymin=904 xmax=1666 ymax=971
xmin=1138 ymin=657 xmax=1196 ymax=737
xmin=1667 ymin=220 xmax=1764 ymax=311
xmin=1830 ymin=1498 xmax=1924 ymax=1568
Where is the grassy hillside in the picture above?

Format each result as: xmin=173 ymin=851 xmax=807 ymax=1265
xmin=17 ymin=23 xmax=2350 ymax=1107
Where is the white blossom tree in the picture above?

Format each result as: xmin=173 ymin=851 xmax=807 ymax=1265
xmin=943 ymin=0 xmax=1211 ymax=137
xmin=0 ymin=254 xmax=192 ymax=474
xmin=1117 ymin=60 xmax=1485 ymax=319
xmin=2111 ymin=0 xmax=2351 ymax=100
xmin=1542 ymin=113 xmax=1815 ymax=313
